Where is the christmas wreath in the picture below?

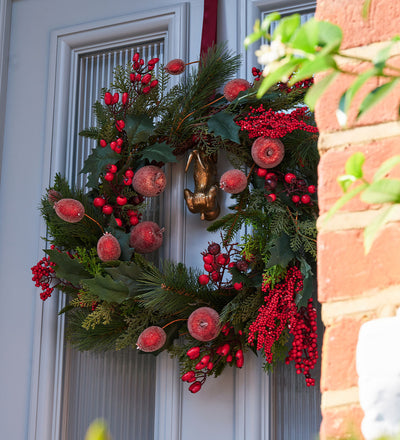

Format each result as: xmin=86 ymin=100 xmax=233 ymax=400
xmin=32 ymin=44 xmax=319 ymax=393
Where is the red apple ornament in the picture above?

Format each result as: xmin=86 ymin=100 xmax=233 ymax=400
xmin=223 ymin=78 xmax=251 ymax=102
xmin=219 ymin=169 xmax=248 ymax=194
xmin=136 ymin=326 xmax=167 ymax=352
xmin=132 ymin=165 xmax=166 ymax=197
xmin=54 ymin=198 xmax=85 ymax=223
xmin=187 ymin=307 xmax=220 ymax=342
xmin=251 ymin=137 xmax=285 ymax=169
xmin=97 ymin=233 xmax=121 ymax=261
xmin=129 ymin=221 xmax=164 ymax=254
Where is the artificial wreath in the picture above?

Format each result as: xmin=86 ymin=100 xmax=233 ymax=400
xmin=32 ymin=44 xmax=319 ymax=393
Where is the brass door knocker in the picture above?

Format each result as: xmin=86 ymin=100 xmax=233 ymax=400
xmin=184 ymin=150 xmax=220 ymax=221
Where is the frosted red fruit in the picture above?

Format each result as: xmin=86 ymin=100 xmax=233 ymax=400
xmin=220 ymin=169 xmax=247 ymax=194
xmin=251 ymin=137 xmax=285 ymax=169
xmin=223 ymin=78 xmax=251 ymax=102
xmin=129 ymin=221 xmax=164 ymax=254
xmin=136 ymin=326 xmax=167 ymax=352
xmin=187 ymin=307 xmax=220 ymax=342
xmin=132 ymin=165 xmax=166 ymax=197
xmin=97 ymin=232 xmax=121 ymax=261
xmin=164 ymin=58 xmax=186 ymax=75
xmin=54 ymin=198 xmax=85 ymax=223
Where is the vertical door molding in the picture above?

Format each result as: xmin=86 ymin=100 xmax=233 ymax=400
xmin=28 ymin=5 xmax=189 ymax=440
xmin=0 ymin=0 xmax=12 ymax=179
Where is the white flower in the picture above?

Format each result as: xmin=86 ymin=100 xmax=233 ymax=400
xmin=255 ymin=39 xmax=286 ymax=66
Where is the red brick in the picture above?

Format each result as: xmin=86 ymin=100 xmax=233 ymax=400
xmin=318 ymin=225 xmax=400 ymax=302
xmin=320 ymin=405 xmax=364 ymax=439
xmin=318 ymin=137 xmax=400 ymax=215
xmin=316 ymin=0 xmax=400 ymax=49
xmin=321 ymin=316 xmax=371 ymax=391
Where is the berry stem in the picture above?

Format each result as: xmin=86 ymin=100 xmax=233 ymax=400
xmin=84 ymin=214 xmax=105 ymax=234
xmin=175 ymin=96 xmax=225 ymax=131
xmin=162 ymin=318 xmax=187 ymax=329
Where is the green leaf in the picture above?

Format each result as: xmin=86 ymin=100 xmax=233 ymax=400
xmin=125 ymin=114 xmax=154 ymax=144
xmin=357 ymin=78 xmax=400 ymax=119
xmin=289 ymin=55 xmax=336 ymax=84
xmin=45 ymin=249 xmax=91 ymax=285
xmin=361 ymin=179 xmax=400 ymax=204
xmin=324 ymin=182 xmax=369 ymax=222
xmin=105 ymin=262 xmax=143 ymax=296
xmin=339 ymin=69 xmax=378 ymax=119
xmin=257 ymin=58 xmax=299 ymax=98
xmin=207 ymin=111 xmax=240 ymax=143
xmin=261 ymin=12 xmax=281 ymax=32
xmin=373 ymin=44 xmax=393 ymax=72
xmin=364 ymin=205 xmax=394 ymax=254
xmin=140 ymin=142 xmax=177 ymax=163
xmin=304 ymin=71 xmax=339 ymax=110
xmin=337 ymin=174 xmax=357 ymax=192
xmin=266 ymin=233 xmax=295 ymax=268
xmin=82 ymin=274 xmax=130 ymax=304
xmin=362 ymin=0 xmax=372 ymax=19
xmin=373 ymin=155 xmax=400 ymax=181
xmin=80 ymin=147 xmax=120 ymax=189
xmin=345 ymin=152 xmax=365 ymax=179
xmin=244 ymin=29 xmax=264 ymax=48
xmin=107 ymin=227 xmax=134 ymax=261
xmin=296 ymin=258 xmax=315 ymax=307
xmin=272 ymin=14 xmax=300 ymax=43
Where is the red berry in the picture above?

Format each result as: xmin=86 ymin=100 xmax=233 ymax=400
xmin=200 ymin=355 xmax=210 ymax=365
xmin=266 ymin=193 xmax=276 ymax=202
xmin=54 ymin=198 xmax=85 ymax=223
xmin=116 ymin=138 xmax=123 ymax=147
xmin=104 ymin=92 xmax=112 ymax=105
xmin=97 ymin=232 xmax=121 ymax=261
xmin=216 ymin=253 xmax=230 ymax=266
xmin=112 ymin=92 xmax=119 ymax=104
xmin=125 ymin=169 xmax=134 ymax=178
xmin=114 ymin=146 xmax=122 ymax=154
xmin=150 ymin=79 xmax=158 ymax=88
xmin=141 ymin=73 xmax=152 ymax=85
xmin=132 ymin=52 xmax=140 ymax=62
xmin=203 ymin=254 xmax=214 ymax=264
xmin=292 ymin=195 xmax=300 ymax=203
xmin=220 ymin=343 xmax=230 ymax=356
xmin=204 ymin=263 xmax=213 ymax=272
xmin=148 ymin=57 xmax=159 ymax=65
xmin=136 ymin=326 xmax=167 ymax=352
xmin=129 ymin=221 xmax=164 ymax=254
xmin=235 ymin=349 xmax=244 ymax=360
xmin=251 ymin=137 xmax=285 ymax=169
xmin=102 ymin=204 xmax=113 ymax=215
xmin=110 ymin=141 xmax=117 ymax=151
xmin=195 ymin=361 xmax=205 ymax=370
xmin=122 ymin=92 xmax=129 ymax=105
xmin=104 ymin=172 xmax=114 ymax=182
xmin=181 ymin=371 xmax=195 ymax=382
xmin=142 ymin=86 xmax=151 ymax=94
xmin=107 ymin=164 xmax=117 ymax=173
xmin=188 ymin=381 xmax=202 ymax=393
xmin=186 ymin=346 xmax=201 ymax=360
xmin=284 ymin=173 xmax=296 ymax=184
xmin=129 ymin=215 xmax=140 ymax=226
xmin=226 ymin=354 xmax=233 ymax=363
xmin=223 ymin=78 xmax=251 ymax=102
xmin=198 ymin=274 xmax=210 ymax=285
xmin=165 ymin=58 xmax=186 ymax=75
xmin=116 ymin=195 xmax=127 ymax=206
xmin=233 ymin=282 xmax=243 ymax=290
xmin=123 ymin=177 xmax=132 ymax=186
xmin=236 ymin=357 xmax=244 ymax=368
xmin=187 ymin=307 xmax=220 ymax=342
xmin=308 ymin=185 xmax=316 ymax=194
xmin=115 ymin=120 xmax=125 ymax=131
xmin=211 ymin=271 xmax=220 ymax=282
xmin=220 ymin=169 xmax=248 ymax=194
xmin=115 ymin=218 xmax=122 ymax=227
xmin=207 ymin=362 xmax=214 ymax=371
xmin=257 ymin=167 xmax=267 ymax=177
xmin=100 ymin=139 xmax=107 ymax=147
xmin=301 ymin=194 xmax=311 ymax=204
xmin=132 ymin=165 xmax=166 ymax=197
xmin=93 ymin=197 xmax=106 ymax=208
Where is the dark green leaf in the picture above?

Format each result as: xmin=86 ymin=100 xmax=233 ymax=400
xmin=273 ymin=14 xmax=300 ymax=43
xmin=45 ymin=249 xmax=92 ymax=285
xmin=207 ymin=111 xmax=240 ymax=143
xmin=304 ymin=71 xmax=339 ymax=110
xmin=345 ymin=152 xmax=365 ymax=179
xmin=324 ymin=183 xmax=369 ymax=222
xmin=296 ymin=258 xmax=315 ymax=307
xmin=80 ymin=147 xmax=120 ymax=189
xmin=105 ymin=262 xmax=143 ymax=296
xmin=107 ymin=227 xmax=134 ymax=261
xmin=140 ymin=142 xmax=177 ymax=163
xmin=266 ymin=233 xmax=295 ymax=268
xmin=361 ymin=179 xmax=400 ymax=204
xmin=125 ymin=114 xmax=154 ymax=144
xmin=373 ymin=155 xmax=400 ymax=181
xmin=289 ymin=55 xmax=336 ymax=84
xmin=58 ymin=304 xmax=75 ymax=315
xmin=82 ymin=274 xmax=130 ymax=304
xmin=364 ymin=205 xmax=394 ymax=253
xmin=358 ymin=78 xmax=400 ymax=119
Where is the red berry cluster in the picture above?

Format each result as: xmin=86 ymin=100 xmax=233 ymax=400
xmin=31 ymin=254 xmax=57 ymax=300
xmin=182 ymin=324 xmax=245 ymax=393
xmin=278 ymin=76 xmax=314 ymax=93
xmin=257 ymin=169 xmax=317 ymax=205
xmin=198 ymin=242 xmax=248 ymax=291
xmin=129 ymin=52 xmax=159 ymax=95
xmin=237 ymin=104 xmax=318 ymax=139
xmin=248 ymin=266 xmax=317 ymax=386
xmin=251 ymin=66 xmax=262 ymax=82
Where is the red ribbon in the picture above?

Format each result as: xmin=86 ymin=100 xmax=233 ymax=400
xmin=200 ymin=0 xmax=219 ymax=56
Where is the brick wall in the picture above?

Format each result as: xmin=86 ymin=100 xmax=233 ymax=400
xmin=315 ymin=1 xmax=400 ymax=438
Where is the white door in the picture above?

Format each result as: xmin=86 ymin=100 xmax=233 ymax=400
xmin=0 ymin=1 xmax=320 ymax=439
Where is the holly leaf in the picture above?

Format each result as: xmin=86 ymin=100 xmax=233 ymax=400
xmin=105 ymin=261 xmax=144 ymax=296
xmin=45 ymin=249 xmax=91 ymax=285
xmin=107 ymin=226 xmax=134 ymax=261
xmin=82 ymin=273 xmax=130 ymax=304
xmin=266 ymin=233 xmax=295 ymax=268
xmin=296 ymin=258 xmax=315 ymax=307
xmin=140 ymin=142 xmax=177 ymax=163
xmin=125 ymin=114 xmax=154 ymax=144
xmin=80 ymin=147 xmax=120 ymax=189
xmin=207 ymin=111 xmax=240 ymax=144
